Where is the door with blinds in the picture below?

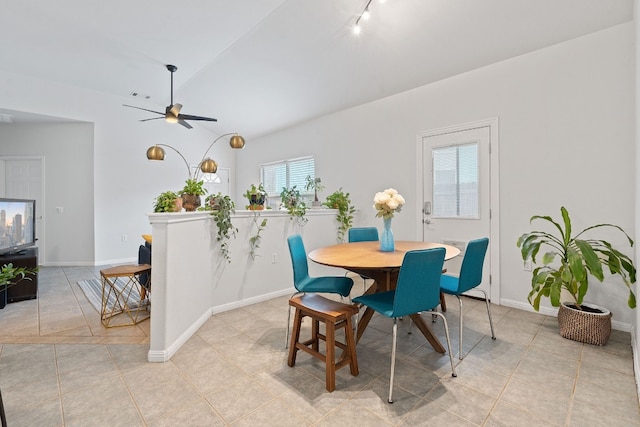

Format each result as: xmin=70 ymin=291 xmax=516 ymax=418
xmin=420 ymin=125 xmax=492 ymax=296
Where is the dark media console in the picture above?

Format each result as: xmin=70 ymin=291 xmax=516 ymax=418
xmin=2 ymin=247 xmax=38 ymax=303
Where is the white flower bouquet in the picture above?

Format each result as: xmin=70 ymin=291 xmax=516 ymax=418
xmin=373 ymin=188 xmax=405 ymax=219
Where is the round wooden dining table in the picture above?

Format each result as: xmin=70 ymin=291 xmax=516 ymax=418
xmin=308 ymin=241 xmax=460 ymax=353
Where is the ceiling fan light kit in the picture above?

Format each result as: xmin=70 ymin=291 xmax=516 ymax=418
xmin=124 ymin=64 xmax=217 ymax=129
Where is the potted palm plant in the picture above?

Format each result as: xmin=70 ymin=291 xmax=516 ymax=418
xmin=517 ymin=207 xmax=636 ymax=345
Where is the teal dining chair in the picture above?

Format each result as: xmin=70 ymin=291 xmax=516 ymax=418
xmin=285 ymin=235 xmax=355 ymax=347
xmin=440 ymin=237 xmax=495 ymax=359
xmin=353 ymin=248 xmax=456 ymax=403
xmin=347 ymin=227 xmax=379 ymax=292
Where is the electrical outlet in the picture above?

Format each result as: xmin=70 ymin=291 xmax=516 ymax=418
xmin=271 ymin=253 xmax=277 ymax=264
xmin=523 ymin=259 xmax=532 ymax=271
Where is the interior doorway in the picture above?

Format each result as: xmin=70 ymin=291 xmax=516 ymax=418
xmin=1 ymin=157 xmax=45 ymax=263
xmin=416 ymin=119 xmax=500 ymax=303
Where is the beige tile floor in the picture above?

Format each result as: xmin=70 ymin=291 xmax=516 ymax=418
xmin=0 ymin=266 xmax=639 ymax=426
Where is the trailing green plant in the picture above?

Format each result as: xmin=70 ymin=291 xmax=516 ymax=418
xmin=305 ymin=175 xmax=324 ymax=204
xmin=179 ymin=178 xmax=207 ymax=196
xmin=323 ymin=188 xmax=356 ymax=242
xmin=153 ymin=190 xmax=182 ymax=213
xmin=280 ymin=185 xmax=308 ymax=225
xmin=0 ymin=263 xmax=38 ymax=290
xmin=517 ymin=206 xmax=636 ymax=312
xmin=243 ymin=183 xmax=268 ymax=210
xmin=204 ymin=193 xmax=237 ymax=262
xmin=248 ymin=214 xmax=268 ymax=260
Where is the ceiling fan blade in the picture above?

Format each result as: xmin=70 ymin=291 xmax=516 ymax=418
xmin=177 ymin=119 xmax=193 ymax=129
xmin=123 ymin=104 xmax=164 ymax=115
xmin=169 ymin=103 xmax=183 ymax=117
xmin=178 ymin=114 xmax=217 ymax=122
xmin=139 ymin=117 xmax=164 ymax=122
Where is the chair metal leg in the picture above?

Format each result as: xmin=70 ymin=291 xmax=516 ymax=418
xmin=478 ymin=289 xmax=496 ymax=340
xmin=432 ymin=312 xmax=457 ymax=378
xmin=388 ymin=318 xmax=398 ymax=404
xmin=456 ymin=295 xmax=464 ymax=359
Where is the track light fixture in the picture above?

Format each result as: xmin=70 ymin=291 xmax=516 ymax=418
xmin=353 ymin=0 xmax=387 ymax=35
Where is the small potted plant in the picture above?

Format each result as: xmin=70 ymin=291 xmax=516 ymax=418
xmin=517 ymin=206 xmax=636 ymax=345
xmin=324 ymin=188 xmax=356 ymax=242
xmin=179 ymin=179 xmax=207 ymax=211
xmin=153 ymin=190 xmax=183 ymax=213
xmin=305 ymin=175 xmax=325 ymax=207
xmin=204 ymin=193 xmax=237 ymax=262
xmin=0 ymin=263 xmax=38 ymax=309
xmin=280 ymin=185 xmax=308 ymax=225
xmin=244 ymin=183 xmax=268 ymax=210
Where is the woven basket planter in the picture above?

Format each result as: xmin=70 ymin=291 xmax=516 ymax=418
xmin=557 ymin=302 xmax=612 ymax=346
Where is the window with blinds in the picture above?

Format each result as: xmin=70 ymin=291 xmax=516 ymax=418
xmin=432 ymin=143 xmax=479 ymax=218
xmin=260 ymin=156 xmax=315 ymax=204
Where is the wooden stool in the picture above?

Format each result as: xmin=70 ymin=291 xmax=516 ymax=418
xmin=287 ymin=294 xmax=359 ymax=392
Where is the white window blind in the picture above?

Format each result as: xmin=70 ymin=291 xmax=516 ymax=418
xmin=260 ymin=156 xmax=315 ymax=199
xmin=432 ymin=143 xmax=478 ymax=218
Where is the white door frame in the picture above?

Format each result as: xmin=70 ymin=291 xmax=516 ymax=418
xmin=415 ymin=118 xmax=500 ymax=304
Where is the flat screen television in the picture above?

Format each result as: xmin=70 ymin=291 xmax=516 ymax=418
xmin=0 ymin=198 xmax=36 ymax=256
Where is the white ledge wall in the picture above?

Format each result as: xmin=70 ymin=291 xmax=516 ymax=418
xmin=146 ymin=209 xmax=341 ymax=362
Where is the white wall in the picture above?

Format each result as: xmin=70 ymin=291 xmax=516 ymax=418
xmin=0 ymin=123 xmax=94 ymax=263
xmin=0 ymin=71 xmax=236 ymax=265
xmin=237 ymin=24 xmax=636 ymax=327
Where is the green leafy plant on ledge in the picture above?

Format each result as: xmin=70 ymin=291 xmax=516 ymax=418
xmin=204 ymin=193 xmax=237 ymax=262
xmin=180 ymin=178 xmax=208 ymax=211
xmin=244 ymin=183 xmax=268 ymax=210
xmin=305 ymin=175 xmax=324 ymax=207
xmin=243 ymin=184 xmax=269 ymax=259
xmin=280 ymin=185 xmax=308 ymax=225
xmin=324 ymin=188 xmax=355 ymax=242
xmin=153 ymin=190 xmax=182 ymax=213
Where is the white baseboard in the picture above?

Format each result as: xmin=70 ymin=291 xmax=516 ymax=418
xmin=148 ymin=308 xmax=212 ymax=363
xmin=632 ymin=325 xmax=640 ymax=405
xmin=147 ymin=287 xmax=294 ymax=363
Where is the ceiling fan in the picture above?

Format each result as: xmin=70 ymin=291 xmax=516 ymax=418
xmin=123 ymin=64 xmax=217 ymax=129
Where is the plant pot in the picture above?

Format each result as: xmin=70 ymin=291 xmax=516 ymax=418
xmin=181 ymin=194 xmax=201 ymax=212
xmin=172 ymin=197 xmax=183 ymax=212
xmin=248 ymin=194 xmax=265 ymax=210
xmin=557 ymin=302 xmax=612 ymax=346
xmin=0 ymin=285 xmax=6 ymax=309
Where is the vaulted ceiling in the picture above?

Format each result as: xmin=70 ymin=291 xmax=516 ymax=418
xmin=0 ymin=0 xmax=633 ymax=137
